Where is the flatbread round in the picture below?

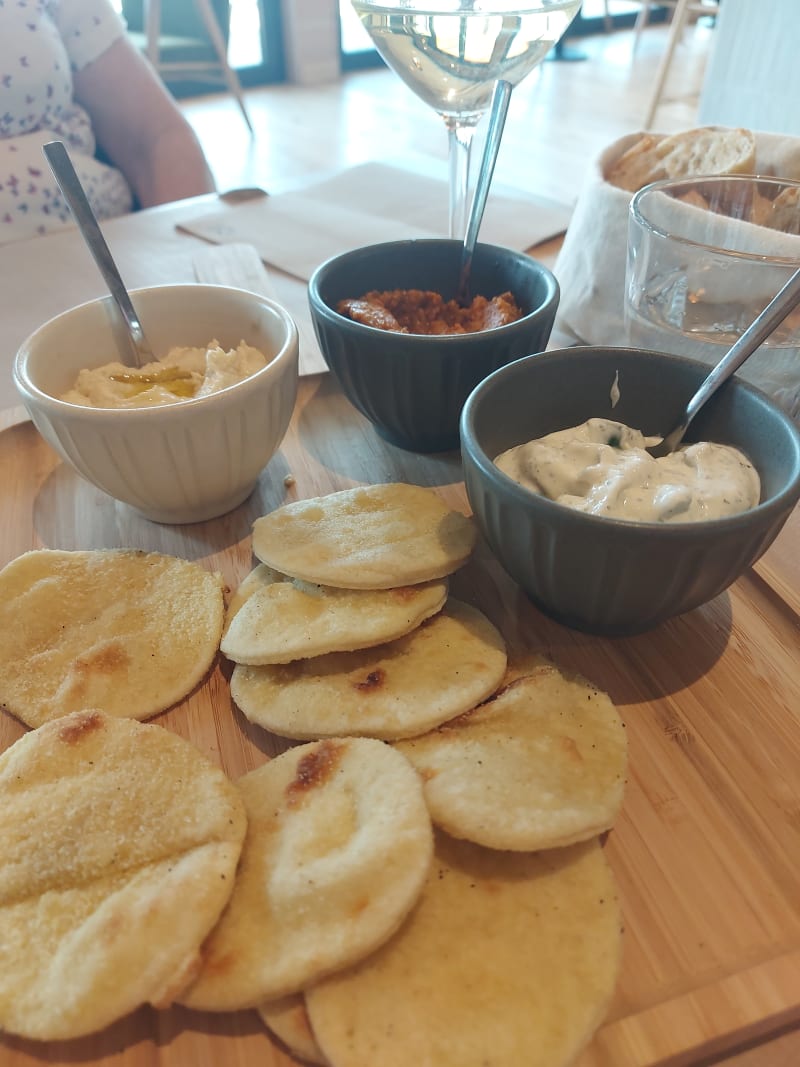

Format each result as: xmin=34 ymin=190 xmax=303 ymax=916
xmin=394 ymin=662 xmax=627 ymax=850
xmin=259 ymin=994 xmax=330 ymax=1066
xmin=0 ymin=710 xmax=246 ymax=1041
xmin=0 ymin=549 xmax=224 ymax=727
xmin=306 ymin=832 xmax=622 ymax=1067
xmin=251 ymin=483 xmax=476 ymax=589
xmin=180 ymin=738 xmax=433 ymax=1010
xmin=230 ymin=599 xmax=507 ymax=741
xmin=221 ymin=564 xmax=447 ymax=664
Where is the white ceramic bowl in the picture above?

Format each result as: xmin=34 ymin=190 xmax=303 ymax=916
xmin=13 ymin=284 xmax=299 ymax=524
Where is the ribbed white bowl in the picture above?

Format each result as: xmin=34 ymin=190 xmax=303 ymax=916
xmin=14 ymin=284 xmax=299 ymax=524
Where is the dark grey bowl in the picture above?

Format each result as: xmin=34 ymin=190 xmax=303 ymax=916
xmin=460 ymin=347 xmax=800 ymax=635
xmin=308 ymin=239 xmax=559 ymax=452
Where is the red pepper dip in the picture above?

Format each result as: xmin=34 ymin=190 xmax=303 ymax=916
xmin=336 ymin=288 xmax=523 ymax=335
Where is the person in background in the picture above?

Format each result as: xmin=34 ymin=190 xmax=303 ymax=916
xmin=1 ymin=0 xmax=216 ymax=245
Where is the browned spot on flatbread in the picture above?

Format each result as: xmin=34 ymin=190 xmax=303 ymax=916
xmin=196 ymin=949 xmax=237 ymax=980
xmin=286 ymin=740 xmax=345 ymax=807
xmin=390 ymin=586 xmax=420 ymax=602
xmin=75 ymin=642 xmax=130 ymax=677
xmin=353 ymin=668 xmax=386 ymax=693
xmin=57 ymin=710 xmax=105 ymax=744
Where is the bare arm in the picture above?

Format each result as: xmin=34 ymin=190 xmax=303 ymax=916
xmin=73 ymin=34 xmax=217 ymax=208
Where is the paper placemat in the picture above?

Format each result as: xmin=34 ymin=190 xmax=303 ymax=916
xmin=178 ymin=162 xmax=574 ymax=281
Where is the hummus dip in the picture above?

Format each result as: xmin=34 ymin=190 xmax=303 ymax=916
xmin=60 ymin=341 xmax=268 ymax=408
xmin=495 ymin=418 xmax=760 ymax=523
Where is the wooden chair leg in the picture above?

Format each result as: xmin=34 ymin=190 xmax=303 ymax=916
xmin=192 ymin=0 xmax=254 ymax=135
xmin=643 ymin=0 xmax=692 ymax=128
xmin=144 ymin=0 xmax=161 ymax=66
xmin=632 ymin=0 xmax=652 ymax=55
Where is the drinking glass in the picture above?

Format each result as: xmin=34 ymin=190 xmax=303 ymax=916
xmin=625 ymin=174 xmax=800 ymax=421
xmin=351 ymin=0 xmax=581 ymax=239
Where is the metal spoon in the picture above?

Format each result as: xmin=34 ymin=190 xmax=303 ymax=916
xmin=43 ymin=140 xmax=154 ymax=368
xmin=648 ymin=264 xmax=800 ymax=457
xmin=455 ymin=80 xmax=512 ymax=307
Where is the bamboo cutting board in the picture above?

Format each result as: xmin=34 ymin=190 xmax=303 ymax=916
xmin=0 ymin=375 xmax=798 ymax=1067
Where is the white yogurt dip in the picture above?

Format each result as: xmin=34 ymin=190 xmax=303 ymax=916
xmin=495 ymin=418 xmax=760 ymax=523
xmin=60 ymin=341 xmax=268 ymax=408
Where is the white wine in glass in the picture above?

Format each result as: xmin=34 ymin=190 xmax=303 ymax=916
xmin=351 ymin=0 xmax=581 ymax=239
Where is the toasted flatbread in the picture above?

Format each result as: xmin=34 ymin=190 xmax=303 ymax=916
xmin=0 ymin=549 xmax=224 ymax=727
xmin=230 ymin=599 xmax=507 ymax=741
xmin=221 ymin=563 xmax=447 ymax=664
xmin=180 ymin=738 xmax=433 ymax=1010
xmin=395 ymin=662 xmax=627 ymax=850
xmin=306 ymin=832 xmax=622 ymax=1067
xmin=0 ymin=711 xmax=246 ymax=1041
xmin=251 ymin=483 xmax=476 ymax=589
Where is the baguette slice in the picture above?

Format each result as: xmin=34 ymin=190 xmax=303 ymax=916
xmin=606 ymin=126 xmax=755 ymax=192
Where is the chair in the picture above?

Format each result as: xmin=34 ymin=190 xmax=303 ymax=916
xmin=138 ymin=0 xmax=253 ymax=133
xmin=635 ymin=0 xmax=720 ymax=128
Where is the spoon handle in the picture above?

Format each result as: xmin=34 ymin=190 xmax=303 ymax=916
xmin=456 ymin=80 xmax=512 ymax=306
xmin=686 ymin=265 xmax=800 ymax=421
xmin=43 ymin=141 xmax=152 ymax=367
xmin=657 ymin=264 xmax=800 ymax=455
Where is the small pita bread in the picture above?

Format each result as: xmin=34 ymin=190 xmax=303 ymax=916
xmin=251 ymin=483 xmax=476 ymax=589
xmin=230 ymin=599 xmax=507 ymax=741
xmin=0 ymin=711 xmax=246 ymax=1041
xmin=0 ymin=549 xmax=224 ymax=727
xmin=395 ymin=663 xmax=627 ymax=850
xmin=180 ymin=738 xmax=433 ymax=1010
xmin=306 ymin=832 xmax=622 ymax=1067
xmin=221 ymin=564 xmax=447 ymax=664
xmin=259 ymin=994 xmax=330 ymax=1066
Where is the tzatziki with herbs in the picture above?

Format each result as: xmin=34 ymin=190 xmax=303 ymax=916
xmin=60 ymin=341 xmax=268 ymax=408
xmin=494 ymin=418 xmax=760 ymax=523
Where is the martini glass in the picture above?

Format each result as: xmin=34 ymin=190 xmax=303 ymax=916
xmin=351 ymin=0 xmax=581 ymax=239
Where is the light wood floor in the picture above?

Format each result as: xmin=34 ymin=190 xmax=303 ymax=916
xmin=180 ymin=18 xmax=712 ymax=207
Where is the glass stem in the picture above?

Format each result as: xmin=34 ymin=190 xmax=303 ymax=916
xmin=446 ymin=119 xmax=477 ymax=240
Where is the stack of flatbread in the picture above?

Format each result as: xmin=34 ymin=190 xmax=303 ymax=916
xmin=207 ymin=482 xmax=628 ymax=1067
xmin=0 ymin=483 xmax=629 ymax=1065
xmin=224 ymin=482 xmax=506 ymax=741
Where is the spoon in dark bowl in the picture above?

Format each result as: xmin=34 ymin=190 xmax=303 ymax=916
xmin=43 ymin=140 xmax=154 ymax=368
xmin=455 ymin=79 xmax=512 ymax=307
xmin=648 ymin=264 xmax=800 ymax=457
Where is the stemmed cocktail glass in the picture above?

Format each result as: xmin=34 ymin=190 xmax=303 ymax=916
xmin=351 ymin=0 xmax=582 ymax=239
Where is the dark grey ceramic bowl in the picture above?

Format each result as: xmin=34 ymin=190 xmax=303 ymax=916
xmin=460 ymin=347 xmax=800 ymax=635
xmin=308 ymin=239 xmax=559 ymax=452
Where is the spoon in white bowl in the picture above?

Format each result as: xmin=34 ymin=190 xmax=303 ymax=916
xmin=648 ymin=264 xmax=800 ymax=457
xmin=43 ymin=140 xmax=154 ymax=368
xmin=455 ymin=79 xmax=512 ymax=307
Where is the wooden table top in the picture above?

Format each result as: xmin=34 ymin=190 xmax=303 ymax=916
xmin=0 ymin=206 xmax=798 ymax=1067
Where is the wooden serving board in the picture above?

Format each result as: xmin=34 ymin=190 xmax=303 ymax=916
xmin=1 ymin=375 xmax=799 ymax=1067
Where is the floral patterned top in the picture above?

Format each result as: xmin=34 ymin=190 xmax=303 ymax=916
xmin=0 ymin=0 xmax=133 ymax=244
